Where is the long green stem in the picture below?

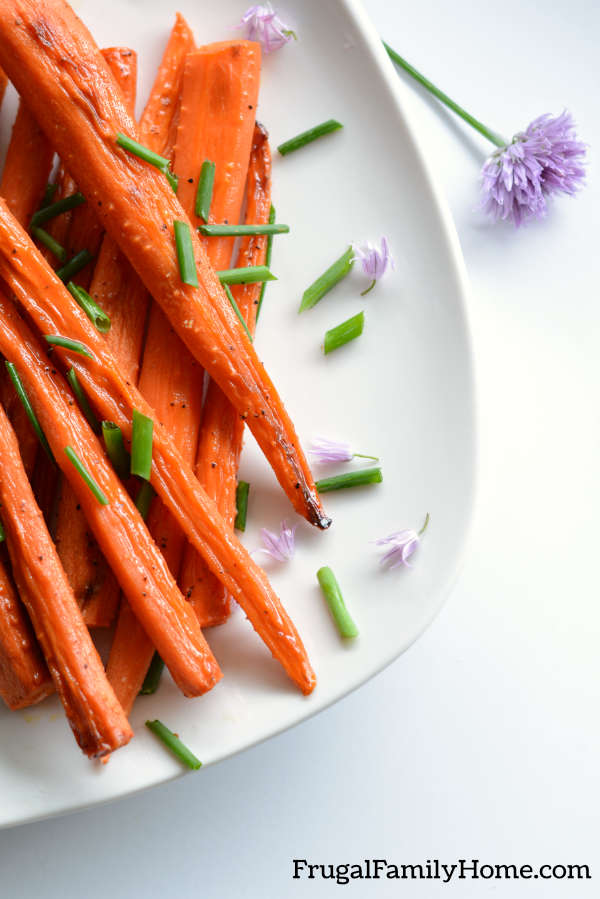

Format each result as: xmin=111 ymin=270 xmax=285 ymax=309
xmin=383 ymin=42 xmax=506 ymax=148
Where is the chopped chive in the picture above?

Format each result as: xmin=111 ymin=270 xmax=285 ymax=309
xmin=198 ymin=223 xmax=289 ymax=237
xmin=299 ymin=246 xmax=354 ymax=312
xmin=31 ymin=226 xmax=67 ymax=262
xmin=195 ymin=160 xmax=215 ymax=221
xmin=67 ymin=282 xmax=111 ymax=333
xmin=256 ymin=204 xmax=276 ymax=322
xmin=40 ymin=183 xmax=58 ymax=209
xmin=135 ymin=481 xmax=156 ymax=519
xmin=277 ymin=119 xmax=343 ymax=156
xmin=67 ymin=368 xmax=100 ymax=433
xmin=145 ymin=719 xmax=202 ymax=770
xmin=174 ymin=220 xmax=199 ymax=287
xmin=64 ymin=445 xmax=108 ymax=505
xmin=217 ymin=265 xmax=275 ymax=285
xmin=323 ymin=311 xmax=364 ymax=354
xmin=139 ymin=653 xmax=165 ymax=695
xmin=56 ymin=249 xmax=94 ymax=283
xmin=131 ymin=409 xmax=154 ymax=480
xmin=30 ymin=191 xmax=85 ymax=227
xmin=5 ymin=361 xmax=55 ymax=464
xmin=224 ymin=285 xmax=253 ymax=343
xmin=44 ymin=334 xmax=94 ymax=358
xmin=116 ymin=132 xmax=178 ymax=192
xmin=234 ymin=480 xmax=250 ymax=531
xmin=317 ymin=566 xmax=358 ymax=638
xmin=101 ymin=422 xmax=130 ymax=480
xmin=316 ymin=466 xmax=382 ymax=493
xmin=0 ymin=519 xmax=4 ymax=543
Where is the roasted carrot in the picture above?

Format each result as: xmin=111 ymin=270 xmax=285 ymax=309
xmin=0 ymin=0 xmax=329 ymax=529
xmin=0 ymin=551 xmax=53 ymax=710
xmin=0 ymin=397 xmax=132 ymax=755
xmin=0 ymin=367 xmax=38 ymax=477
xmin=0 ymin=101 xmax=54 ymax=227
xmin=0 ymin=202 xmax=315 ymax=695
xmin=0 ymin=67 xmax=7 ymax=110
xmin=182 ymin=124 xmax=272 ymax=626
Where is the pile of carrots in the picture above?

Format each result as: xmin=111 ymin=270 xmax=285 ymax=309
xmin=0 ymin=0 xmax=330 ymax=759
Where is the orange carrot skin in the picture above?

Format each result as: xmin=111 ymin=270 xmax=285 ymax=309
xmin=0 ymin=398 xmax=132 ymax=755
xmin=0 ymin=101 xmax=54 ymax=227
xmin=0 ymin=0 xmax=328 ymax=530
xmin=0 ymin=552 xmax=53 ymax=710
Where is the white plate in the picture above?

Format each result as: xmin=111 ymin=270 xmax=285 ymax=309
xmin=0 ymin=0 xmax=475 ymax=828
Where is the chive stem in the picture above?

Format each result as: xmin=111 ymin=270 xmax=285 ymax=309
xmin=30 ymin=191 xmax=86 ymax=227
xmin=354 ymin=452 xmax=379 ymax=462
xmin=299 ymin=246 xmax=354 ymax=312
xmin=31 ymin=226 xmax=67 ymax=262
xmin=198 ymin=223 xmax=289 ymax=237
xmin=56 ymin=249 xmax=94 ymax=283
xmin=116 ymin=133 xmax=178 ymax=192
xmin=174 ymin=220 xmax=199 ymax=287
xmin=277 ymin=119 xmax=343 ymax=156
xmin=67 ymin=282 xmax=111 ymax=333
xmin=145 ymin=719 xmax=202 ymax=770
xmin=234 ymin=480 xmax=250 ymax=531
xmin=67 ymin=368 xmax=100 ymax=433
xmin=39 ymin=183 xmax=58 ymax=209
xmin=224 ymin=285 xmax=253 ymax=343
xmin=139 ymin=654 xmax=165 ymax=695
xmin=360 ymin=278 xmax=376 ymax=297
xmin=195 ymin=160 xmax=215 ymax=221
xmin=101 ymin=422 xmax=130 ymax=479
xmin=256 ymin=204 xmax=276 ymax=322
xmin=418 ymin=512 xmax=430 ymax=536
xmin=5 ymin=361 xmax=55 ymax=464
xmin=131 ymin=409 xmax=154 ymax=480
xmin=135 ymin=481 xmax=156 ymax=519
xmin=323 ymin=311 xmax=364 ymax=354
xmin=316 ymin=467 xmax=382 ymax=493
xmin=0 ymin=519 xmax=4 ymax=543
xmin=64 ymin=446 xmax=109 ymax=505
xmin=317 ymin=566 xmax=359 ymax=639
xmin=44 ymin=334 xmax=94 ymax=358
xmin=217 ymin=265 xmax=275 ymax=285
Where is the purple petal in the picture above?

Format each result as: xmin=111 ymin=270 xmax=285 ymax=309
xmin=309 ymin=436 xmax=353 ymax=463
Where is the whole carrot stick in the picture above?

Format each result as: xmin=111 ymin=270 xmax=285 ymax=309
xmin=0 ymin=552 xmax=53 ymax=710
xmin=0 ymin=101 xmax=54 ymax=226
xmin=0 ymin=398 xmax=131 ymax=756
xmin=0 ymin=293 xmax=222 ymax=699
xmin=0 ymin=203 xmax=316 ymax=695
xmin=182 ymin=124 xmax=272 ymax=627
xmin=0 ymin=0 xmax=328 ymax=530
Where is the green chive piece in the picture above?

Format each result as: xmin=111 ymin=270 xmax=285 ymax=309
xmin=139 ymin=653 xmax=165 ymax=695
xmin=256 ymin=204 xmax=276 ymax=322
xmin=44 ymin=334 xmax=94 ymax=358
xmin=174 ymin=220 xmax=199 ymax=287
xmin=30 ymin=192 xmax=85 ymax=227
xmin=299 ymin=246 xmax=354 ymax=313
xmin=40 ymin=183 xmax=58 ymax=209
xmin=5 ymin=361 xmax=55 ymax=464
xmin=224 ymin=285 xmax=253 ymax=343
xmin=217 ymin=265 xmax=275 ymax=285
xmin=316 ymin=566 xmax=358 ymax=639
xmin=67 ymin=282 xmax=111 ymax=333
xmin=277 ymin=119 xmax=343 ymax=156
xmin=195 ymin=160 xmax=215 ymax=221
xmin=56 ymin=249 xmax=94 ymax=283
xmin=64 ymin=446 xmax=108 ymax=505
xmin=101 ymin=422 xmax=130 ymax=480
xmin=323 ymin=311 xmax=364 ymax=354
xmin=30 ymin=226 xmax=67 ymax=262
xmin=116 ymin=132 xmax=178 ymax=193
xmin=198 ymin=223 xmax=289 ymax=237
xmin=67 ymin=368 xmax=100 ymax=433
xmin=131 ymin=409 xmax=154 ymax=480
xmin=145 ymin=719 xmax=202 ymax=770
xmin=316 ymin=466 xmax=382 ymax=493
xmin=135 ymin=481 xmax=156 ymax=519
xmin=234 ymin=480 xmax=250 ymax=531
xmin=0 ymin=519 xmax=4 ymax=543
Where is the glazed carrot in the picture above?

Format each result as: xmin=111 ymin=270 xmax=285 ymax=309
xmin=0 ymin=67 xmax=7 ymax=109
xmin=0 ymin=293 xmax=222 ymax=699
xmin=0 ymin=101 xmax=54 ymax=226
xmin=0 ymin=552 xmax=53 ymax=710
xmin=0 ymin=368 xmax=38 ymax=477
xmin=0 ymin=0 xmax=328 ymax=529
xmin=0 ymin=203 xmax=315 ymax=695
xmin=181 ymin=123 xmax=271 ymax=626
xmin=0 ymin=398 xmax=132 ymax=756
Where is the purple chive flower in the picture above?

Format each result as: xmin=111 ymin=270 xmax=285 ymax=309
xmin=352 ymin=237 xmax=395 ymax=296
xmin=257 ymin=520 xmax=297 ymax=562
xmin=481 ymin=112 xmax=587 ymax=226
xmin=309 ymin=436 xmax=378 ymax=464
xmin=239 ymin=4 xmax=295 ymax=53
xmin=375 ymin=513 xmax=429 ymax=570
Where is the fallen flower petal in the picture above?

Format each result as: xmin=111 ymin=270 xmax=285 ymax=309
xmin=309 ymin=435 xmax=378 ymax=464
xmin=257 ymin=520 xmax=297 ymax=562
xmin=375 ymin=513 xmax=429 ymax=569
xmin=239 ymin=4 xmax=295 ymax=53
xmin=352 ymin=236 xmax=394 ymax=295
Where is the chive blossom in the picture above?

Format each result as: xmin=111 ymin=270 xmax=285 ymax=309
xmin=116 ymin=133 xmax=178 ymax=192
xmin=139 ymin=653 xmax=165 ymax=695
xmin=5 ymin=361 xmax=55 ymax=464
xmin=299 ymin=246 xmax=354 ymax=312
xmin=323 ymin=311 xmax=364 ymax=354
xmin=195 ymin=160 xmax=215 ymax=221
xmin=56 ymin=249 xmax=94 ymax=283
xmin=101 ymin=422 xmax=130 ymax=480
xmin=30 ymin=191 xmax=85 ymax=227
xmin=135 ymin=481 xmax=156 ymax=519
xmin=64 ymin=446 xmax=108 ymax=505
xmin=256 ymin=204 xmax=276 ymax=322
xmin=174 ymin=220 xmax=199 ymax=287
xmin=44 ymin=334 xmax=94 ymax=359
xmin=277 ymin=119 xmax=343 ymax=156
xmin=234 ymin=480 xmax=250 ymax=531
xmin=224 ymin=285 xmax=253 ymax=342
xmin=317 ymin=566 xmax=359 ymax=638
xmin=198 ymin=223 xmax=289 ymax=237
xmin=145 ymin=719 xmax=202 ymax=770
xmin=217 ymin=265 xmax=275 ymax=285
xmin=131 ymin=409 xmax=154 ymax=480
xmin=67 ymin=282 xmax=111 ymax=333
xmin=316 ymin=466 xmax=382 ymax=493
xmin=31 ymin=227 xmax=67 ymax=262
xmin=67 ymin=368 xmax=100 ymax=433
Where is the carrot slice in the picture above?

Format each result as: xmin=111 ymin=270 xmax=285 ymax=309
xmin=0 ymin=0 xmax=328 ymax=529
xmin=0 ymin=397 xmax=132 ymax=756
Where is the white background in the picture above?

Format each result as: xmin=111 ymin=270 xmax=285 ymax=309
xmin=1 ymin=0 xmax=598 ymax=896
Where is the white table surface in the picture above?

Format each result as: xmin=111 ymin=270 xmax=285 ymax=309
xmin=1 ymin=0 xmax=598 ymax=895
